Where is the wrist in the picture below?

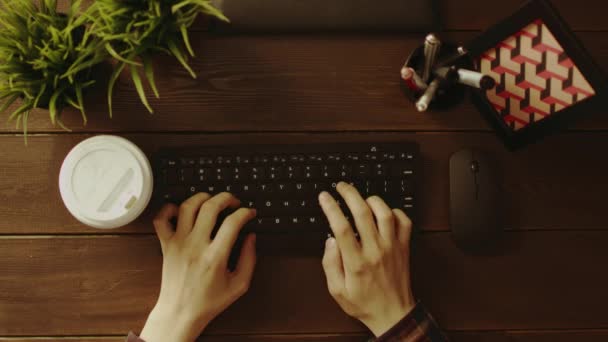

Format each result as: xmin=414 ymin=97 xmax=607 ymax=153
xmin=364 ymin=301 xmax=416 ymax=337
xmin=140 ymin=304 xmax=207 ymax=342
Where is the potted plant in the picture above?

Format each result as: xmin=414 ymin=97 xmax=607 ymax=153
xmin=88 ymin=0 xmax=229 ymax=116
xmin=0 ymin=0 xmax=106 ymax=135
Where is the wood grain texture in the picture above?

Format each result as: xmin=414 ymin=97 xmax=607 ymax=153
xmin=441 ymin=0 xmax=608 ymax=31
xmin=1 ymin=232 xmax=608 ymax=336
xmin=58 ymin=0 xmax=608 ymax=31
xmin=1 ymin=132 xmax=606 ymax=234
xmin=4 ymin=331 xmax=608 ymax=342
xmin=3 ymin=31 xmax=607 ymax=133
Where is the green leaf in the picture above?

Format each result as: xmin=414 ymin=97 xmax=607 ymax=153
xmin=105 ymin=43 xmax=142 ymax=66
xmin=167 ymin=39 xmax=196 ymax=79
xmin=198 ymin=0 xmax=230 ymax=22
xmin=180 ymin=25 xmax=194 ymax=57
xmin=75 ymin=83 xmax=87 ymax=125
xmin=56 ymin=118 xmax=72 ymax=132
xmin=8 ymin=101 xmax=32 ymax=123
xmin=130 ymin=64 xmax=153 ymax=113
xmin=22 ymin=110 xmax=28 ymax=146
xmin=143 ymin=56 xmax=159 ymax=99
xmin=48 ymin=88 xmax=63 ymax=125
xmin=0 ymin=93 xmax=19 ymax=115
xmin=107 ymin=62 xmax=126 ymax=118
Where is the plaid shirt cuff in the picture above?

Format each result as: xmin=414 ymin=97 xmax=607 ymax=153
xmin=373 ymin=302 xmax=448 ymax=342
xmin=126 ymin=332 xmax=145 ymax=342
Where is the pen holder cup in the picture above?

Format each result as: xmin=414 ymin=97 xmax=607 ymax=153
xmin=401 ymin=43 xmax=475 ymax=111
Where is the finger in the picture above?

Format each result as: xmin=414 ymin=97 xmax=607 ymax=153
xmin=392 ymin=209 xmax=413 ymax=249
xmin=212 ymin=208 xmax=257 ymax=263
xmin=193 ymin=192 xmax=241 ymax=241
xmin=232 ymin=234 xmax=257 ymax=297
xmin=336 ymin=182 xmax=379 ymax=249
xmin=319 ymin=191 xmax=361 ymax=269
xmin=322 ymin=237 xmax=345 ymax=298
xmin=153 ymin=203 xmax=178 ymax=252
xmin=366 ymin=196 xmax=396 ymax=245
xmin=176 ymin=193 xmax=212 ymax=237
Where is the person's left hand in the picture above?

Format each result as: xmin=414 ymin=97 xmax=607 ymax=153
xmin=140 ymin=192 xmax=257 ymax=342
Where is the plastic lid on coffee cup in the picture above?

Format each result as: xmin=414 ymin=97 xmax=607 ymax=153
xmin=59 ymin=135 xmax=153 ymax=229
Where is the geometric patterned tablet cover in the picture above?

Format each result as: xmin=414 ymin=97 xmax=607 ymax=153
xmin=480 ymin=19 xmax=596 ymax=131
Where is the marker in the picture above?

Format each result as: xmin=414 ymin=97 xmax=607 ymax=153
xmin=416 ymin=78 xmax=441 ymax=112
xmin=435 ymin=45 xmax=468 ymax=69
xmin=401 ymin=66 xmax=428 ymax=92
xmin=422 ymin=34 xmax=441 ymax=83
xmin=456 ymin=69 xmax=496 ymax=90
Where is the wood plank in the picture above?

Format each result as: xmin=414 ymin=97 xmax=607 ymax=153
xmin=0 ymin=339 xmax=122 ymax=342
xmin=1 ymin=232 xmax=608 ymax=335
xmin=58 ymin=0 xmax=608 ymax=31
xmin=450 ymin=330 xmax=608 ymax=342
xmin=1 ymin=132 xmax=607 ymax=234
xmin=3 ymin=330 xmax=608 ymax=342
xmin=441 ymin=0 xmax=608 ymax=31
xmin=3 ymin=32 xmax=607 ymax=133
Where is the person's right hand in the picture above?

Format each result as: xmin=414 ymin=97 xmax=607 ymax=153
xmin=319 ymin=182 xmax=416 ymax=337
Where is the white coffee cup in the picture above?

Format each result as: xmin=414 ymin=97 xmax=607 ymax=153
xmin=59 ymin=135 xmax=153 ymax=229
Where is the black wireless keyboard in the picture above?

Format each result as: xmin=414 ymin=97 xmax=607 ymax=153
xmin=154 ymin=143 xmax=418 ymax=234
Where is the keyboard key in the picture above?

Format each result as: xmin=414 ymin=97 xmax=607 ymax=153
xmin=346 ymin=153 xmax=361 ymax=162
xmin=355 ymin=164 xmax=371 ymax=178
xmin=321 ymin=165 xmax=337 ymax=178
xmin=256 ymin=199 xmax=277 ymax=213
xmin=163 ymin=186 xmax=185 ymax=203
xmin=268 ymin=166 xmax=285 ymax=180
xmin=235 ymin=156 xmax=250 ymax=164
xmin=187 ymin=185 xmax=198 ymax=196
xmin=276 ymin=183 xmax=293 ymax=194
xmin=304 ymin=165 xmax=320 ymax=179
xmin=248 ymin=166 xmax=266 ymax=181
xmin=254 ymin=155 xmax=270 ymax=164
xmin=391 ymin=165 xmax=414 ymax=177
xmin=202 ymin=184 xmax=219 ymax=194
xmin=199 ymin=157 xmax=214 ymax=165
xmin=372 ymin=164 xmax=388 ymax=177
xmin=244 ymin=199 xmax=256 ymax=209
xmin=181 ymin=158 xmax=197 ymax=166
xmin=167 ymin=168 xmax=178 ymax=185
xmin=180 ymin=168 xmax=194 ymax=183
xmin=338 ymin=164 xmax=352 ymax=179
xmin=257 ymin=184 xmax=273 ymax=193
xmin=240 ymin=184 xmax=254 ymax=195
xmin=286 ymin=166 xmax=302 ymax=179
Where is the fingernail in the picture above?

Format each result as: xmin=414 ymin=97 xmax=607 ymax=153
xmin=325 ymin=237 xmax=336 ymax=248
xmin=319 ymin=191 xmax=330 ymax=202
xmin=250 ymin=208 xmax=257 ymax=216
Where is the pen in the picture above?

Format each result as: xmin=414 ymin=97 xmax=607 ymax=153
xmin=456 ymin=68 xmax=496 ymax=90
xmin=416 ymin=78 xmax=441 ymax=112
xmin=435 ymin=46 xmax=468 ymax=69
xmin=422 ymin=34 xmax=441 ymax=83
xmin=401 ymin=66 xmax=428 ymax=93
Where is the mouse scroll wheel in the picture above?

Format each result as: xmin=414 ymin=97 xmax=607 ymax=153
xmin=470 ymin=161 xmax=480 ymax=173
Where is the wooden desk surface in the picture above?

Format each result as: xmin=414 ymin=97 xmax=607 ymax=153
xmin=2 ymin=1 xmax=608 ymax=341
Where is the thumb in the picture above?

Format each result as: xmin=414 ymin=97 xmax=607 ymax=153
xmin=232 ymin=234 xmax=257 ymax=296
xmin=322 ymin=237 xmax=345 ymax=296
